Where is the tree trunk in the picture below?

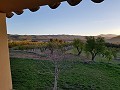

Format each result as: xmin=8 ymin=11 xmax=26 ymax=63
xmin=51 ymin=49 xmax=53 ymax=55
xmin=91 ymin=53 xmax=97 ymax=62
xmin=78 ymin=51 xmax=82 ymax=56
xmin=91 ymin=54 xmax=95 ymax=61
xmin=77 ymin=47 xmax=82 ymax=56
xmin=53 ymin=62 xmax=58 ymax=90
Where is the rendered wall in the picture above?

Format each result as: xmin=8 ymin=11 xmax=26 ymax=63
xmin=0 ymin=13 xmax=12 ymax=90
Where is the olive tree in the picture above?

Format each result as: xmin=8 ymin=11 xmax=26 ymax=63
xmin=73 ymin=39 xmax=84 ymax=56
xmin=85 ymin=36 xmax=105 ymax=61
xmin=111 ymin=48 xmax=119 ymax=59
xmin=47 ymin=40 xmax=57 ymax=54
xmin=102 ymin=48 xmax=113 ymax=63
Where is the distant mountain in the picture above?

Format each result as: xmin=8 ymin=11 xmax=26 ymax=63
xmin=98 ymin=34 xmax=118 ymax=39
xmin=8 ymin=34 xmax=120 ymax=44
xmin=107 ymin=35 xmax=120 ymax=44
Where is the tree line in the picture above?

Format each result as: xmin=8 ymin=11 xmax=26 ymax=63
xmin=73 ymin=36 xmax=120 ymax=61
xmin=9 ymin=37 xmax=120 ymax=62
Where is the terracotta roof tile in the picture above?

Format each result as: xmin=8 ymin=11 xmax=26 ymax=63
xmin=0 ymin=0 xmax=104 ymax=18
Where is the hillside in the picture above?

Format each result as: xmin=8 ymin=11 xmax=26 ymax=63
xmin=107 ymin=35 xmax=120 ymax=44
xmin=8 ymin=34 xmax=86 ymax=42
xmin=98 ymin=34 xmax=118 ymax=39
xmin=8 ymin=34 xmax=120 ymax=43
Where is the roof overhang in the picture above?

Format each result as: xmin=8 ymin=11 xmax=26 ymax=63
xmin=0 ymin=0 xmax=104 ymax=18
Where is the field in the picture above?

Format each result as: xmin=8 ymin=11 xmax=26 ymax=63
xmin=10 ymin=57 xmax=120 ymax=90
xmin=10 ymin=58 xmax=54 ymax=90
xmin=9 ymin=37 xmax=120 ymax=90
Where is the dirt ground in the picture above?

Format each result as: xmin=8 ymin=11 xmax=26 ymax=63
xmin=9 ymin=49 xmax=90 ymax=62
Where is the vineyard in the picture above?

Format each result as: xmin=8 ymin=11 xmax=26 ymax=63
xmin=9 ymin=37 xmax=120 ymax=90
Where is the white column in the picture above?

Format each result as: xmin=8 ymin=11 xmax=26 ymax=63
xmin=0 ymin=13 xmax=12 ymax=90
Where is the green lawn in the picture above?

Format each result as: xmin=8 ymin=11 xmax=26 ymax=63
xmin=10 ymin=58 xmax=120 ymax=90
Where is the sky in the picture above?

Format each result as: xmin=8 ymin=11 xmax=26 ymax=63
xmin=7 ymin=0 xmax=120 ymax=36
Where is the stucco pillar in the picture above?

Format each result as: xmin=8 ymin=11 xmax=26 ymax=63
xmin=0 ymin=13 xmax=12 ymax=90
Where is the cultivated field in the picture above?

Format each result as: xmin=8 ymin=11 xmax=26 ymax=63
xmin=9 ymin=37 xmax=120 ymax=90
xmin=11 ymin=57 xmax=120 ymax=90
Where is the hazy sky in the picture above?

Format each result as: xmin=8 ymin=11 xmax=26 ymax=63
xmin=7 ymin=0 xmax=120 ymax=36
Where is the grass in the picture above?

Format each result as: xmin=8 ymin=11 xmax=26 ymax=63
xmin=58 ymin=60 xmax=120 ymax=90
xmin=10 ymin=58 xmax=120 ymax=90
xmin=10 ymin=58 xmax=54 ymax=90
